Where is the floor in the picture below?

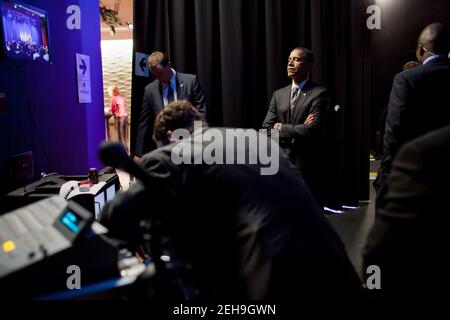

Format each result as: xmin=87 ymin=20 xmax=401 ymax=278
xmin=327 ymin=189 xmax=375 ymax=278
xmin=107 ymin=125 xmax=132 ymax=191
xmin=116 ymin=169 xmax=131 ymax=191
xmin=327 ymin=157 xmax=378 ymax=278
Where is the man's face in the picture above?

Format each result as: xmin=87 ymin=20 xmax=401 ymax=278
xmin=151 ymin=63 xmax=172 ymax=83
xmin=287 ymin=49 xmax=310 ymax=82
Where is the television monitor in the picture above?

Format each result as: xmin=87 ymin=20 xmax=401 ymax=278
xmin=0 ymin=0 xmax=51 ymax=63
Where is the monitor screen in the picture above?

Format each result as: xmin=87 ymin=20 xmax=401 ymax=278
xmin=94 ymin=192 xmax=105 ymax=219
xmin=0 ymin=0 xmax=51 ymax=63
xmin=93 ymin=184 xmax=116 ymax=219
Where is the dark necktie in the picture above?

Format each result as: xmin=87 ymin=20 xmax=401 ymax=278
xmin=291 ymin=86 xmax=300 ymax=109
xmin=167 ymin=84 xmax=175 ymax=105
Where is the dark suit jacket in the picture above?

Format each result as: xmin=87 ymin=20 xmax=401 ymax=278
xmin=135 ymin=72 xmax=206 ymax=156
xmin=364 ymin=124 xmax=450 ymax=304
xmin=377 ymin=58 xmax=450 ymax=202
xmin=101 ymin=128 xmax=363 ymax=302
xmin=262 ymin=81 xmax=329 ymax=203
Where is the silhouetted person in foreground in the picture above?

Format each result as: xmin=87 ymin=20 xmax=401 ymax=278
xmin=365 ymin=124 xmax=450 ymax=306
xmin=101 ymin=100 xmax=363 ymax=305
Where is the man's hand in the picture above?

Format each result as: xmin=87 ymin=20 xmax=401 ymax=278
xmin=273 ymin=123 xmax=282 ymax=130
xmin=133 ymin=155 xmax=141 ymax=163
xmin=304 ymin=114 xmax=315 ymax=126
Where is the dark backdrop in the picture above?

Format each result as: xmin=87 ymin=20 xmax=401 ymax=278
xmin=131 ymin=0 xmax=372 ymax=207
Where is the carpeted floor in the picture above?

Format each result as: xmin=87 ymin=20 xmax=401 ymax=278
xmin=327 ymin=158 xmax=378 ymax=279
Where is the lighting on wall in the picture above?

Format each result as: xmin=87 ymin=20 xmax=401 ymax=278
xmin=100 ymin=1 xmax=122 ymax=36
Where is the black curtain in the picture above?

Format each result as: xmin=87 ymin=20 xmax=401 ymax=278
xmin=131 ymin=0 xmax=370 ymax=206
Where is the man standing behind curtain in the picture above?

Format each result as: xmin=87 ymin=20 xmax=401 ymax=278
xmin=134 ymin=51 xmax=207 ymax=159
xmin=262 ymin=47 xmax=329 ymax=205
xmin=375 ymin=23 xmax=450 ymax=209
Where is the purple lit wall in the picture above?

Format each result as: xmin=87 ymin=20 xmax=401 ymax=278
xmin=0 ymin=0 xmax=105 ymax=210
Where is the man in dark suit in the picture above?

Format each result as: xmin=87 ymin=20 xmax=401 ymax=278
xmin=134 ymin=51 xmax=206 ymax=158
xmin=375 ymin=23 xmax=450 ymax=208
xmin=262 ymin=47 xmax=329 ymax=205
xmin=364 ymin=124 xmax=450 ymax=304
xmin=101 ymin=100 xmax=363 ymax=303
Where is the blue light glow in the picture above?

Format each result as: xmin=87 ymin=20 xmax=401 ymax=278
xmin=61 ymin=211 xmax=80 ymax=233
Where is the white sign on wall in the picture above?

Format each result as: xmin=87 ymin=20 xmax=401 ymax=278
xmin=76 ymin=53 xmax=91 ymax=103
xmin=135 ymin=52 xmax=149 ymax=77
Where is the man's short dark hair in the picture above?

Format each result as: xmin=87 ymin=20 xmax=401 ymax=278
xmin=419 ymin=23 xmax=450 ymax=55
xmin=293 ymin=47 xmax=314 ymax=64
xmin=153 ymin=100 xmax=203 ymax=144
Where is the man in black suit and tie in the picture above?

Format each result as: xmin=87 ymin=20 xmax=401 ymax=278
xmin=134 ymin=51 xmax=207 ymax=159
xmin=262 ymin=47 xmax=329 ymax=205
xmin=364 ymin=124 xmax=450 ymax=305
xmin=375 ymin=23 xmax=450 ymax=208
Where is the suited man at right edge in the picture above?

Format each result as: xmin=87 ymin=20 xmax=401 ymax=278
xmin=364 ymin=124 xmax=450 ymax=306
xmin=375 ymin=23 xmax=450 ymax=209
xmin=263 ymin=47 xmax=329 ymax=206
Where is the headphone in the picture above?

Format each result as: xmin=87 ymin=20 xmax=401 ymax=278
xmin=419 ymin=45 xmax=435 ymax=56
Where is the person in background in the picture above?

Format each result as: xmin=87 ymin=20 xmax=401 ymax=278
xmin=262 ymin=47 xmax=329 ymax=206
xmin=375 ymin=22 xmax=450 ymax=210
xmin=134 ymin=51 xmax=207 ymax=160
xmin=108 ymin=85 xmax=129 ymax=154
